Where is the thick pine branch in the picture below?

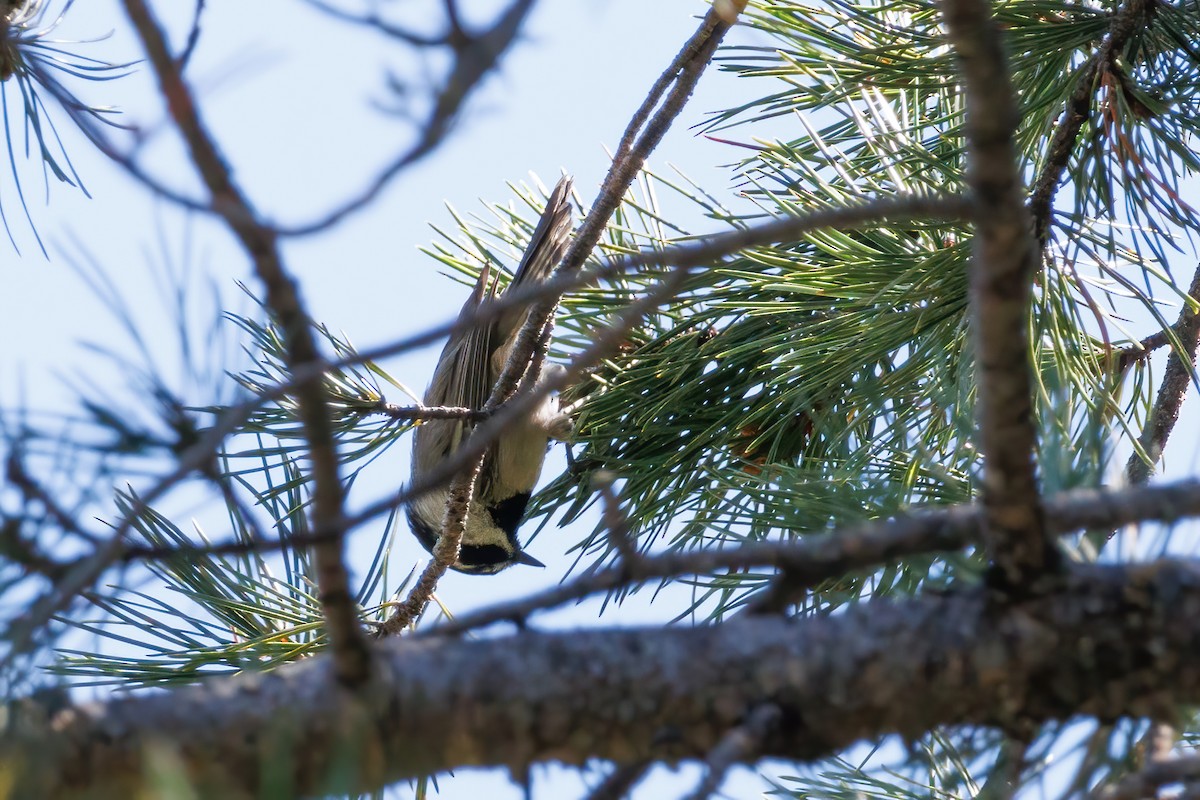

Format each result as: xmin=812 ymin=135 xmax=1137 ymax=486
xmin=9 ymin=561 xmax=1200 ymax=799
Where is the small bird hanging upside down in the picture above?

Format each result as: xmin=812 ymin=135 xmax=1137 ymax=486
xmin=407 ymin=176 xmax=576 ymax=574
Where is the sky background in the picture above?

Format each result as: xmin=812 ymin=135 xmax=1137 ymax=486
xmin=1 ymin=1 xmax=1198 ymax=798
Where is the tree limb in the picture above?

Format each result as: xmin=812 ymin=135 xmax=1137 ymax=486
xmin=1027 ymin=0 xmax=1157 ymax=244
xmin=9 ymin=560 xmax=1200 ymax=799
xmin=427 ymin=477 xmax=1200 ymax=637
xmin=118 ymin=0 xmax=371 ymax=686
xmin=1126 ymin=264 xmax=1200 ymax=486
xmin=941 ymin=0 xmax=1057 ymax=590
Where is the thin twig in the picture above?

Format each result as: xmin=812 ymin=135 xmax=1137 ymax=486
xmin=1091 ymin=753 xmax=1200 ymax=800
xmin=304 ymin=0 xmax=446 ymax=46
xmin=4 ymin=449 xmax=103 ymax=546
xmin=685 ymin=704 xmax=780 ymax=800
xmin=379 ymin=455 xmax=484 ymax=631
xmin=559 ymin=4 xmax=742 ymax=279
xmin=942 ymin=0 xmax=1058 ymax=590
xmin=585 ymin=762 xmax=651 ymax=800
xmin=1028 ymin=0 xmax=1156 ymax=243
xmin=416 ymin=477 xmax=1200 ymax=638
xmin=1125 ymin=264 xmax=1200 ymax=486
xmin=370 ymin=403 xmax=488 ymax=422
xmin=175 ymin=0 xmax=205 ymax=70
xmin=278 ymin=0 xmax=537 ymax=237
xmin=1116 ymin=327 xmax=1175 ymax=373
xmin=119 ymin=0 xmax=371 ymax=686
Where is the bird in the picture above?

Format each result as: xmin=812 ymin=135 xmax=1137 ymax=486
xmin=407 ymin=176 xmax=575 ymax=574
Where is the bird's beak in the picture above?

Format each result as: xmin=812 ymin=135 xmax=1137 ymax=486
xmin=515 ymin=551 xmax=546 ymax=568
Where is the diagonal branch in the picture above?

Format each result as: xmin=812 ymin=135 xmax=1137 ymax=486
xmin=942 ymin=0 xmax=1058 ymax=590
xmin=480 ymin=1 xmax=747 ymax=459
xmin=1125 ymin=264 xmax=1200 ymax=486
xmin=0 ymin=193 xmax=971 ymax=659
xmin=278 ymin=0 xmax=538 ymax=237
xmin=1027 ymin=0 xmax=1157 ymax=243
xmin=118 ymin=0 xmax=371 ymax=686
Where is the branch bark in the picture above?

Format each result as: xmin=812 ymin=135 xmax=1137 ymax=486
xmin=1027 ymin=0 xmax=1157 ymax=243
xmin=9 ymin=560 xmax=1200 ymax=799
xmin=942 ymin=0 xmax=1058 ymax=589
xmin=119 ymin=0 xmax=371 ymax=685
xmin=1125 ymin=264 xmax=1200 ymax=486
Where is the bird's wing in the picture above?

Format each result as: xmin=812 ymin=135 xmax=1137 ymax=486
xmin=412 ymin=266 xmax=496 ymax=473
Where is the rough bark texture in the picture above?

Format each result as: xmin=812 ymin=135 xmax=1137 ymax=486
xmin=942 ymin=0 xmax=1058 ymax=587
xmin=6 ymin=561 xmax=1200 ymax=799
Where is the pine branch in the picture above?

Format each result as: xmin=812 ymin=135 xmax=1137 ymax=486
xmin=1027 ymin=0 xmax=1158 ymax=243
xmin=118 ymin=0 xmax=370 ymax=686
xmin=10 ymin=561 xmax=1200 ymax=799
xmin=942 ymin=0 xmax=1058 ymax=590
xmin=424 ymin=478 xmax=1200 ymax=637
xmin=1126 ymin=263 xmax=1200 ymax=485
xmin=349 ymin=194 xmax=968 ymax=538
xmin=1 ymin=191 xmax=971 ymax=658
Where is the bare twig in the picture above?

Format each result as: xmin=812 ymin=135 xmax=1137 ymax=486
xmin=304 ymin=0 xmax=445 ymax=46
xmin=4 ymin=448 xmax=103 ymax=546
xmin=0 ymin=518 xmax=70 ymax=582
xmin=419 ymin=478 xmax=1200 ymax=638
xmin=1092 ymin=753 xmax=1200 ymax=800
xmin=685 ymin=704 xmax=781 ymax=800
xmin=118 ymin=0 xmax=371 ymax=686
xmin=379 ymin=456 xmax=484 ymax=632
xmin=1028 ymin=0 xmax=1157 ymax=243
xmin=278 ymin=0 xmax=537 ymax=237
xmin=559 ymin=3 xmax=743 ymax=280
xmin=585 ymin=763 xmax=651 ymax=800
xmin=370 ymin=403 xmax=487 ymax=422
xmin=1126 ymin=264 xmax=1200 ymax=486
xmin=1117 ymin=327 xmax=1175 ymax=373
xmin=942 ymin=0 xmax=1058 ymax=590
xmin=175 ymin=0 xmax=205 ymax=70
